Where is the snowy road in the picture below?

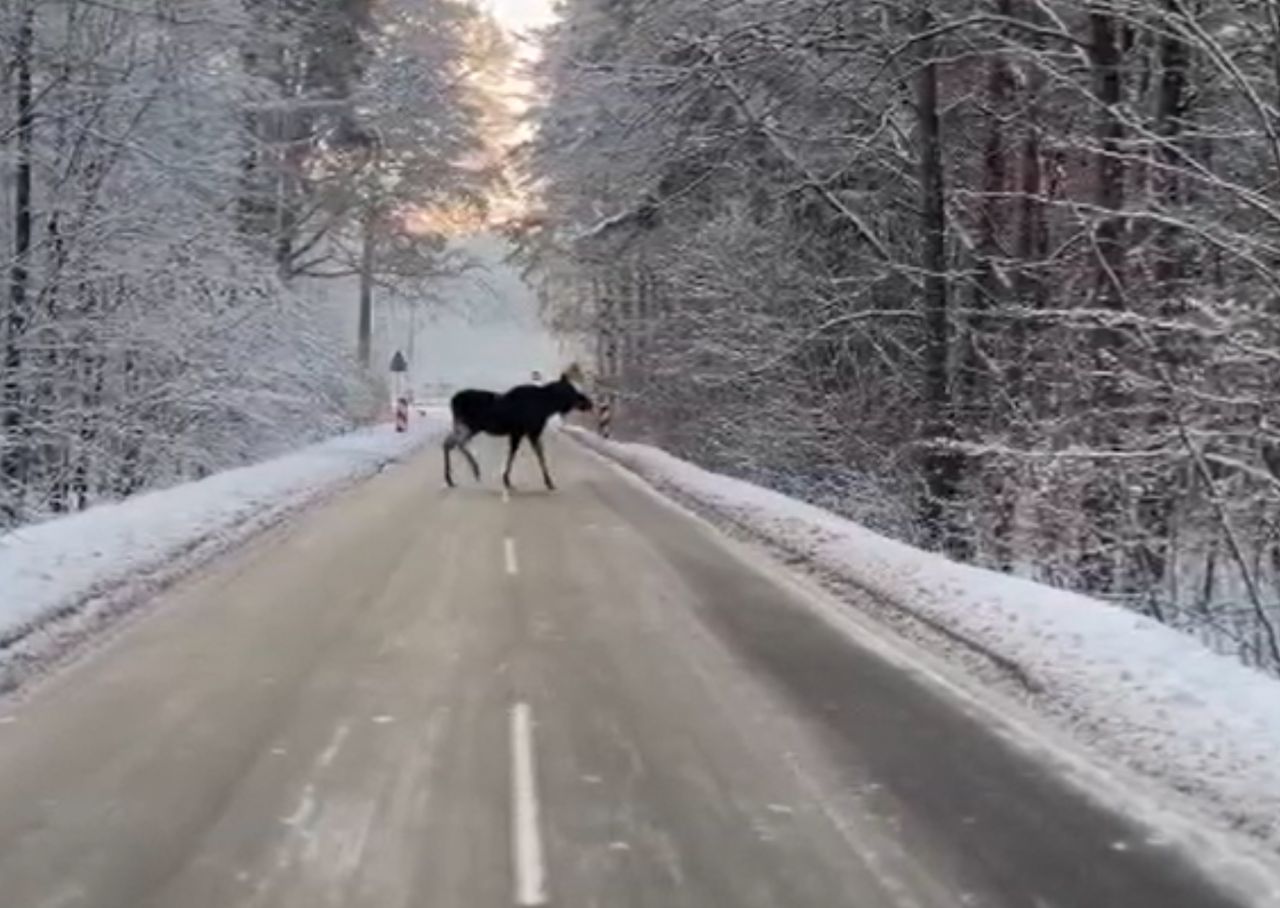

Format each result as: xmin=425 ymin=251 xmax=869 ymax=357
xmin=0 ymin=441 xmax=1254 ymax=907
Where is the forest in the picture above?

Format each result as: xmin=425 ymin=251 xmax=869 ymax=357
xmin=522 ymin=0 xmax=1280 ymax=674
xmin=0 ymin=0 xmax=497 ymax=526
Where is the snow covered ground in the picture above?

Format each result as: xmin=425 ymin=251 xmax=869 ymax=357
xmin=568 ymin=428 xmax=1280 ymax=856
xmin=0 ymin=413 xmax=447 ymax=692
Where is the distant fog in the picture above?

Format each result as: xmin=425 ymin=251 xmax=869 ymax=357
xmin=310 ymin=232 xmax=564 ymax=393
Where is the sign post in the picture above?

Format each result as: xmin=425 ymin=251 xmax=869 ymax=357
xmin=389 ymin=350 xmax=409 ymax=430
xmin=598 ymin=394 xmax=613 ymax=438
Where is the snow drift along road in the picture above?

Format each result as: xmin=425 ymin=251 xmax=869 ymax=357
xmin=568 ymin=427 xmax=1280 ymax=855
xmin=0 ymin=414 xmax=447 ymax=691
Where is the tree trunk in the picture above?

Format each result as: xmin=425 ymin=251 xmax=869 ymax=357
xmin=1154 ymin=0 xmax=1191 ymax=291
xmin=969 ymin=0 xmax=1015 ymax=565
xmin=916 ymin=2 xmax=967 ymax=558
xmin=1011 ymin=2 xmax=1050 ymax=402
xmin=1080 ymin=2 xmax=1129 ymax=592
xmin=964 ymin=2 xmax=1012 ymax=406
xmin=2 ymin=0 xmax=36 ymax=521
xmin=1128 ymin=0 xmax=1195 ymax=596
xmin=1090 ymin=4 xmax=1127 ymax=311
xmin=358 ymin=207 xmax=375 ymax=368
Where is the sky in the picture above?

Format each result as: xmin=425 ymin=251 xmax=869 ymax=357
xmin=486 ymin=0 xmax=559 ymax=32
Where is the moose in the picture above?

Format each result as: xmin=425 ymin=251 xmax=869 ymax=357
xmin=444 ymin=369 xmax=593 ymax=490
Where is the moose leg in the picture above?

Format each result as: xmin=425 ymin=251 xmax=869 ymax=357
xmin=457 ymin=438 xmax=481 ymax=480
xmin=531 ymin=434 xmax=555 ymax=491
xmin=443 ymin=426 xmax=480 ymax=486
xmin=503 ymin=434 xmax=523 ymax=489
xmin=443 ymin=432 xmax=457 ymax=487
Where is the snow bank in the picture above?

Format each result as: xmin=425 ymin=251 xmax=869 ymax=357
xmin=570 ymin=429 xmax=1280 ymax=849
xmin=0 ymin=415 xmax=446 ymax=672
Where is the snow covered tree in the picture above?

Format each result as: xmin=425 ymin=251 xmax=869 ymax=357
xmin=523 ymin=0 xmax=1280 ymax=673
xmin=0 ymin=0 xmax=491 ymax=526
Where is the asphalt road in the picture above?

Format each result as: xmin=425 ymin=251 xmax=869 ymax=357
xmin=0 ymin=438 xmax=1258 ymax=908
